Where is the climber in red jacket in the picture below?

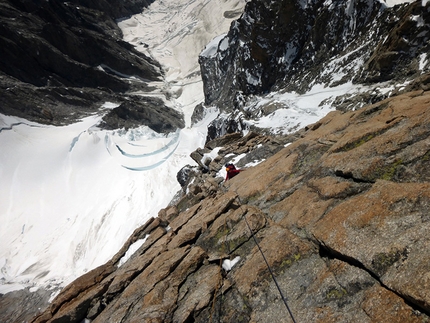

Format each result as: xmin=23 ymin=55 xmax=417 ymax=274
xmin=225 ymin=163 xmax=242 ymax=181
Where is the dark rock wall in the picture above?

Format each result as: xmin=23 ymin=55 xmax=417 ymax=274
xmin=0 ymin=0 xmax=160 ymax=87
xmin=0 ymin=0 xmax=186 ymax=130
xmin=199 ymin=0 xmax=380 ymax=107
xmin=199 ymin=0 xmax=429 ymax=109
xmin=357 ymin=1 xmax=430 ymax=83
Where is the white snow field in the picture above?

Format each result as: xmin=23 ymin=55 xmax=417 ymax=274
xmin=0 ymin=0 xmax=423 ymax=296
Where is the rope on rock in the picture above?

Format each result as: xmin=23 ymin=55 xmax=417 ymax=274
xmin=238 ymin=196 xmax=298 ymax=323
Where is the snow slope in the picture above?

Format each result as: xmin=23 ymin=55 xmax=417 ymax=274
xmin=0 ymin=108 xmax=218 ymax=293
xmin=0 ymin=0 xmax=419 ymax=295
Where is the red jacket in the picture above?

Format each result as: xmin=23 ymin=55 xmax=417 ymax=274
xmin=225 ymin=168 xmax=241 ymax=181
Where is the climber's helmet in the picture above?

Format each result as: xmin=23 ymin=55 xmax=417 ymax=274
xmin=225 ymin=163 xmax=236 ymax=171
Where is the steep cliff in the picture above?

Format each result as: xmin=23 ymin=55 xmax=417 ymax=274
xmin=28 ymin=84 xmax=430 ymax=323
xmin=0 ymin=0 xmax=184 ymax=131
xmin=200 ymin=0 xmax=430 ymax=140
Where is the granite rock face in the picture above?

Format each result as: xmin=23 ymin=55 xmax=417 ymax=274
xmin=29 ymin=87 xmax=430 ymax=323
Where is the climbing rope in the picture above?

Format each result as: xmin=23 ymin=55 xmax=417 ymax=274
xmin=210 ymin=216 xmax=230 ymax=323
xmin=209 ymin=258 xmax=223 ymax=323
xmin=238 ymin=196 xmax=298 ymax=323
xmin=218 ymin=182 xmax=297 ymax=322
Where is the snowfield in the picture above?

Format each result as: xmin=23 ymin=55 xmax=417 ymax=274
xmin=0 ymin=110 xmax=215 ymax=293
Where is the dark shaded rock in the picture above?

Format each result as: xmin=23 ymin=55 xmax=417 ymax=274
xmin=199 ymin=0 xmax=430 ymax=139
xmin=0 ymin=0 xmax=170 ymax=126
xmin=0 ymin=77 xmax=104 ymax=125
xmin=199 ymin=0 xmax=386 ymax=107
xmin=0 ymin=0 xmax=160 ymax=87
xmin=71 ymin=0 xmax=156 ymax=19
xmin=357 ymin=2 xmax=430 ymax=83
xmin=0 ymin=288 xmax=52 ymax=323
xmin=190 ymin=102 xmax=206 ymax=126
xmin=176 ymin=165 xmax=195 ymax=187
xmin=206 ymin=114 xmax=245 ymax=142
xmin=205 ymin=132 xmax=242 ymax=150
xmin=98 ymin=97 xmax=185 ymax=132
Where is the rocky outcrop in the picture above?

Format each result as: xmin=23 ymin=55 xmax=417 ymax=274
xmin=200 ymin=0 xmax=430 ymax=140
xmin=0 ymin=0 xmax=184 ymax=131
xmin=28 ymin=87 xmax=430 ymax=323
xmin=99 ymin=97 xmax=184 ymax=132
xmin=357 ymin=0 xmax=430 ymax=84
xmin=0 ymin=288 xmax=52 ymax=323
